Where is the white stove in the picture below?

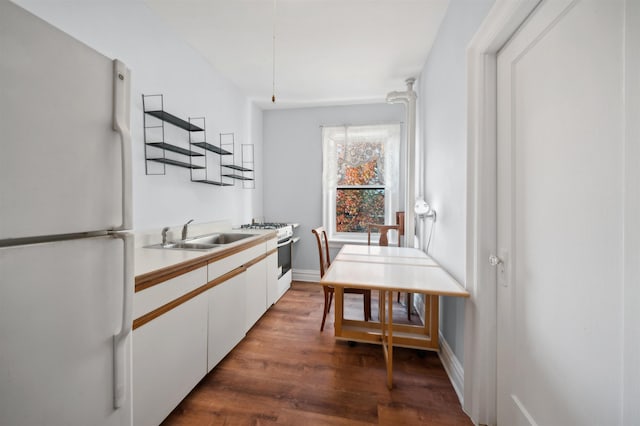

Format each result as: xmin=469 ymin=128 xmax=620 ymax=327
xmin=240 ymin=222 xmax=297 ymax=302
xmin=240 ymin=222 xmax=293 ymax=243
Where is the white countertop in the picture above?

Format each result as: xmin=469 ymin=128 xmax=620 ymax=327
xmin=135 ymin=228 xmax=275 ymax=277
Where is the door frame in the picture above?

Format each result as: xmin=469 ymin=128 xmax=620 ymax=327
xmin=465 ymin=0 xmax=640 ymax=425
xmin=623 ymin=3 xmax=640 ymax=423
xmin=463 ymin=1 xmax=541 ymax=424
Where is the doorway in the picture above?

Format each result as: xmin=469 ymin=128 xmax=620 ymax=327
xmin=465 ymin=0 xmax=639 ymax=424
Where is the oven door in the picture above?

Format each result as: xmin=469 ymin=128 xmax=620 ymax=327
xmin=277 ymin=237 xmax=292 ymax=278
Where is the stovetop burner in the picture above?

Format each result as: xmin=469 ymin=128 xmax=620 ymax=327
xmin=240 ymin=222 xmax=290 ymax=230
xmin=240 ymin=222 xmax=294 ymax=242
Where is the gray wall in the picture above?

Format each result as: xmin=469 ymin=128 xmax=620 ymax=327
xmin=262 ymin=104 xmax=404 ymax=275
xmin=417 ymin=0 xmax=495 ymax=364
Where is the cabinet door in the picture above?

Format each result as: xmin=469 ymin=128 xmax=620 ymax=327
xmin=266 ymin=252 xmax=279 ymax=306
xmin=133 ymin=294 xmax=208 ymax=426
xmin=208 ymin=272 xmax=246 ymax=371
xmin=245 ymin=258 xmax=268 ymax=332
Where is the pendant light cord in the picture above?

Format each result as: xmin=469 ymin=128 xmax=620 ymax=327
xmin=272 ymin=0 xmax=276 ymax=103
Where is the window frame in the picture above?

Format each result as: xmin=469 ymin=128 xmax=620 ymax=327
xmin=322 ymin=124 xmax=401 ymax=244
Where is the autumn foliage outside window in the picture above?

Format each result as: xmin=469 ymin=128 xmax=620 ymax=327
xmin=322 ymin=124 xmax=400 ymax=240
xmin=336 ymin=143 xmax=385 ymax=232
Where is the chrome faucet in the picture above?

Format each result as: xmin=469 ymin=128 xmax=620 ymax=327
xmin=182 ymin=219 xmax=194 ymax=240
xmin=161 ymin=226 xmax=170 ymax=246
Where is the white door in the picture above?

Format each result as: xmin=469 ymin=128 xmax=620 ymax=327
xmin=496 ymin=1 xmax=626 ymax=424
xmin=0 ymin=236 xmax=132 ymax=426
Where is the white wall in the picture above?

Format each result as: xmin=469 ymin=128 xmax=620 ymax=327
xmin=262 ymin=104 xmax=404 ymax=275
xmin=14 ymin=0 xmax=263 ymax=232
xmin=416 ymin=0 xmax=495 ymax=363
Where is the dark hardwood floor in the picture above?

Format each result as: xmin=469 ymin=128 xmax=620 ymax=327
xmin=162 ymin=282 xmax=472 ymax=425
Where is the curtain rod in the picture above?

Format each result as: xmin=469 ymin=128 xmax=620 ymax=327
xmin=319 ymin=121 xmax=404 ymax=128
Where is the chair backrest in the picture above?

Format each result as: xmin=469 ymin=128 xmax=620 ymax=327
xmin=395 ymin=211 xmax=405 ymax=247
xmin=311 ymin=226 xmax=331 ymax=278
xmin=396 ymin=211 xmax=405 ymax=237
xmin=367 ymin=224 xmax=401 ymax=247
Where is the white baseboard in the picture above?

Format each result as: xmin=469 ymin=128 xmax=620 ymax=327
xmin=438 ymin=331 xmax=464 ymax=405
xmin=292 ymin=268 xmax=319 ymax=282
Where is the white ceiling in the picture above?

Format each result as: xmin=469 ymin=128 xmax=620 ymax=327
xmin=143 ymin=0 xmax=449 ymax=109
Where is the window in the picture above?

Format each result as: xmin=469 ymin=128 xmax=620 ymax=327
xmin=322 ymin=124 xmax=401 ymax=242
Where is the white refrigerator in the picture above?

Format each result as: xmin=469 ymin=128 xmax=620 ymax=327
xmin=0 ymin=2 xmax=133 ymax=425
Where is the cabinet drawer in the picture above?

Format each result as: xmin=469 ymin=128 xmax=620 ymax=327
xmin=207 ymin=242 xmax=265 ymax=280
xmin=134 ymin=266 xmax=207 ymax=319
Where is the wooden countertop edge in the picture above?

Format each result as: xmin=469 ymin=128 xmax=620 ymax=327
xmin=135 ymin=232 xmax=276 ymax=292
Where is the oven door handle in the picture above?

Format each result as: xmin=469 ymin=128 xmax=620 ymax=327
xmin=277 ymin=238 xmax=292 ymax=248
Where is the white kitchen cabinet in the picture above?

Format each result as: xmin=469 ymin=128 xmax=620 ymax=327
xmin=132 ymin=236 xmax=278 ymax=424
xmin=245 ymin=257 xmax=268 ymax=332
xmin=133 ymin=267 xmax=208 ymax=426
xmin=266 ymin=251 xmax=278 ymax=306
xmin=207 ymin=271 xmax=246 ymax=371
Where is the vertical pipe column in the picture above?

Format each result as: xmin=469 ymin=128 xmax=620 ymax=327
xmin=404 ymin=78 xmax=417 ymax=248
xmin=387 ymin=78 xmax=417 ymax=248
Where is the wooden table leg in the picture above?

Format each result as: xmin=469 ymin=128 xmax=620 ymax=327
xmin=379 ymin=290 xmax=394 ymax=390
xmin=334 ymin=287 xmax=344 ymax=336
xmin=377 ymin=289 xmax=382 ymax=321
xmin=429 ymin=294 xmax=439 ymax=348
xmin=386 ymin=289 xmax=393 ymax=390
xmin=380 ymin=290 xmax=387 ymax=363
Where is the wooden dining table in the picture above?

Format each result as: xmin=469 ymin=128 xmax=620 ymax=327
xmin=320 ymin=244 xmax=470 ymax=389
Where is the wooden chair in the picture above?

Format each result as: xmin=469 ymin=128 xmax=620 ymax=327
xmin=396 ymin=211 xmax=405 ymax=244
xmin=367 ymin=222 xmax=413 ymax=320
xmin=312 ymin=227 xmax=371 ymax=331
xmin=395 ymin=211 xmax=411 ymax=305
xmin=367 ymin=224 xmax=401 ymax=247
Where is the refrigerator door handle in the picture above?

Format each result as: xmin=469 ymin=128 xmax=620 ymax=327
xmin=112 ymin=232 xmax=134 ymax=409
xmin=112 ymin=59 xmax=132 ymax=231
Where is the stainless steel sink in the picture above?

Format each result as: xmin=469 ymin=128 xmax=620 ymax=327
xmin=144 ymin=242 xmax=220 ymax=251
xmin=187 ymin=233 xmax=256 ymax=245
xmin=144 ymin=232 xmax=256 ymax=251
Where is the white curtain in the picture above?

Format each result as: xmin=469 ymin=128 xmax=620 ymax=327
xmin=322 ymin=124 xmax=400 ymax=241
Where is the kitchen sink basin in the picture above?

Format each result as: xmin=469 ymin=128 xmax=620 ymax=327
xmin=144 ymin=233 xmax=256 ymax=251
xmin=187 ymin=233 xmax=256 ymax=245
xmin=144 ymin=242 xmax=220 ymax=251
